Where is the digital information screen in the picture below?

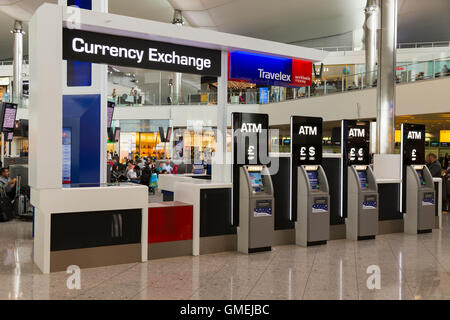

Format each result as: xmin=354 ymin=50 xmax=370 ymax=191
xmin=307 ymin=170 xmax=320 ymax=190
xmin=107 ymin=102 xmax=115 ymax=128
xmin=6 ymin=132 xmax=13 ymax=141
xmin=114 ymin=127 xmax=120 ymax=142
xmin=2 ymin=106 xmax=17 ymax=131
xmin=357 ymin=170 xmax=368 ymax=189
xmin=416 ymin=169 xmax=426 ymax=185
xmin=62 ymin=127 xmax=71 ymax=184
xmin=249 ymin=172 xmax=264 ymax=191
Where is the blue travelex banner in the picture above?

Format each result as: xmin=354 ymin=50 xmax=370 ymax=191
xmin=229 ymin=51 xmax=312 ymax=87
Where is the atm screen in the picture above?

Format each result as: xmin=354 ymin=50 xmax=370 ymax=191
xmin=249 ymin=172 xmax=264 ymax=191
xmin=357 ymin=170 xmax=369 ymax=189
xmin=307 ymin=171 xmax=320 ymax=190
xmin=416 ymin=169 xmax=426 ymax=185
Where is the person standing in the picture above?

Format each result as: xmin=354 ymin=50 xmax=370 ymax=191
xmin=426 ymin=153 xmax=442 ymax=177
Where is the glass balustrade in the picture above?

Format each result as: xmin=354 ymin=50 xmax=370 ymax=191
xmin=1 ymin=56 xmax=448 ymax=108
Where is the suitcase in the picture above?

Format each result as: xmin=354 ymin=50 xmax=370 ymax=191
xmin=15 ymin=194 xmax=32 ymax=219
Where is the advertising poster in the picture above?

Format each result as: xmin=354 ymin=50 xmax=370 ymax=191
xmin=229 ymin=51 xmax=312 ymax=87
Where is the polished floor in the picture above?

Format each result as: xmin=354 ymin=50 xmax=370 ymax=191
xmin=1 ymin=215 xmax=450 ymax=300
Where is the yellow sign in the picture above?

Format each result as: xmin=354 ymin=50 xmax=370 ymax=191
xmin=441 ymin=130 xmax=450 ymax=143
xmin=395 ymin=130 xmax=401 ymax=143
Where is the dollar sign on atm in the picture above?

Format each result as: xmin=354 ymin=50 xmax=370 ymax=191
xmin=309 ymin=146 xmax=315 ymax=159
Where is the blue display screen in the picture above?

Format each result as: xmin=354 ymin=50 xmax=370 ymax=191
xmin=357 ymin=170 xmax=368 ymax=189
xmin=249 ymin=172 xmax=264 ymax=192
xmin=416 ymin=169 xmax=426 ymax=185
xmin=307 ymin=171 xmax=319 ymax=189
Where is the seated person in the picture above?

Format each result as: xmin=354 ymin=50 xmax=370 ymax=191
xmin=0 ymin=168 xmax=17 ymax=200
xmin=127 ymin=166 xmax=140 ymax=183
xmin=156 ymin=162 xmax=165 ymax=174
xmin=163 ymin=160 xmax=173 ymax=174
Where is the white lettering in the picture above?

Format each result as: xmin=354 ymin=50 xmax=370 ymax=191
xmin=258 ymin=68 xmax=291 ymax=82
xmin=72 ymin=38 xmax=85 ymax=53
xmin=349 ymin=128 xmax=365 ymax=138
xmin=241 ymin=123 xmax=262 ymax=133
xmin=149 ymin=48 xmax=158 ymax=61
xmin=298 ymin=126 xmax=317 ymax=135
xmin=407 ymin=131 xmax=421 ymax=139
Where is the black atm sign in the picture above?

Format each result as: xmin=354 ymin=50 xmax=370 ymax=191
xmin=291 ymin=116 xmax=323 ymax=166
xmin=402 ymin=123 xmax=425 ymax=166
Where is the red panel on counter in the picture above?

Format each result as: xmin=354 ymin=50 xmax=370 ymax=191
xmin=148 ymin=201 xmax=193 ymax=243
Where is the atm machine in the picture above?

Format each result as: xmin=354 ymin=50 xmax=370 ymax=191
xmin=404 ymin=165 xmax=435 ymax=234
xmin=238 ymin=165 xmax=274 ymax=253
xmin=296 ymin=165 xmax=330 ymax=246
xmin=346 ymin=165 xmax=379 ymax=240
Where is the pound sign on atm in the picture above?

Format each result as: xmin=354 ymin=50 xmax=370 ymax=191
xmin=350 ymin=148 xmax=356 ymax=161
xmin=248 ymin=145 xmax=255 ymax=161
xmin=300 ymin=146 xmax=307 ymax=160
xmin=411 ymin=148 xmax=417 ymax=162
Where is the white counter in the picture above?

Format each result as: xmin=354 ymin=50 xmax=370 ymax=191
xmin=32 ymin=183 xmax=148 ymax=273
xmin=157 ymin=174 xmax=209 ymax=192
xmin=174 ymin=180 xmax=233 ymax=256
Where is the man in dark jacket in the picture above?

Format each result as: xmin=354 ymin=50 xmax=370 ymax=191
xmin=427 ymin=153 xmax=442 ymax=177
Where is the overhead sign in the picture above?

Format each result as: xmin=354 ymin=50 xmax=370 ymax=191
xmin=440 ymin=130 xmax=450 ymax=143
xmin=232 ymin=112 xmax=269 ymax=166
xmin=63 ymin=28 xmax=222 ymax=76
xmin=291 ymin=116 xmax=323 ymax=166
xmin=402 ymin=123 xmax=425 ymax=166
xmin=342 ymin=120 xmax=370 ymax=166
xmin=229 ymin=51 xmax=312 ymax=87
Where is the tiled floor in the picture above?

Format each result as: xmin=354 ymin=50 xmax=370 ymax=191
xmin=1 ymin=215 xmax=450 ymax=300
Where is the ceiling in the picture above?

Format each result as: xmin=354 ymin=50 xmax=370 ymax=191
xmin=0 ymin=0 xmax=448 ymax=60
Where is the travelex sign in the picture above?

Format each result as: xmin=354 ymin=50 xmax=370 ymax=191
xmin=229 ymin=51 xmax=312 ymax=87
xmin=63 ymin=28 xmax=221 ymax=76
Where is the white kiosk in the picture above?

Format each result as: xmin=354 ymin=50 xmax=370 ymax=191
xmin=29 ymin=3 xmax=326 ymax=272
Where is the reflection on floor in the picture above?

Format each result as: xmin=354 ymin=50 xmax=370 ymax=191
xmin=1 ymin=215 xmax=450 ymax=300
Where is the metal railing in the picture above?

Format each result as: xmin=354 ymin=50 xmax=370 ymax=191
xmin=314 ymin=41 xmax=450 ymax=52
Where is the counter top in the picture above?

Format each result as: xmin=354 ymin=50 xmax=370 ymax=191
xmin=148 ymin=201 xmax=192 ymax=208
xmin=376 ymin=178 xmax=402 ymax=184
xmin=175 ymin=180 xmax=233 ymax=189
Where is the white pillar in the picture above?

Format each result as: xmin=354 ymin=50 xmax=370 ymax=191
xmin=212 ymin=51 xmax=229 ymax=182
xmin=364 ymin=0 xmax=379 ymax=87
xmin=376 ymin=0 xmax=397 ymax=154
xmin=12 ymin=20 xmax=24 ymax=104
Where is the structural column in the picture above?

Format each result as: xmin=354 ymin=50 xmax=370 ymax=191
xmin=172 ymin=9 xmax=183 ymax=105
xmin=376 ymin=0 xmax=397 ymax=154
xmin=364 ymin=0 xmax=379 ymax=87
xmin=12 ymin=20 xmax=24 ymax=103
xmin=212 ymin=51 xmax=229 ymax=182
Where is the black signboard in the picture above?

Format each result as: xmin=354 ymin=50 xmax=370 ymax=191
xmin=290 ymin=116 xmax=323 ymax=166
xmin=232 ymin=113 xmax=269 ymax=166
xmin=401 ymin=123 xmax=425 ymax=212
xmin=63 ymin=28 xmax=222 ymax=76
xmin=341 ymin=120 xmax=370 ymax=219
xmin=401 ymin=123 xmax=425 ymax=166
xmin=342 ymin=120 xmax=370 ymax=166
xmin=232 ymin=112 xmax=269 ymax=227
